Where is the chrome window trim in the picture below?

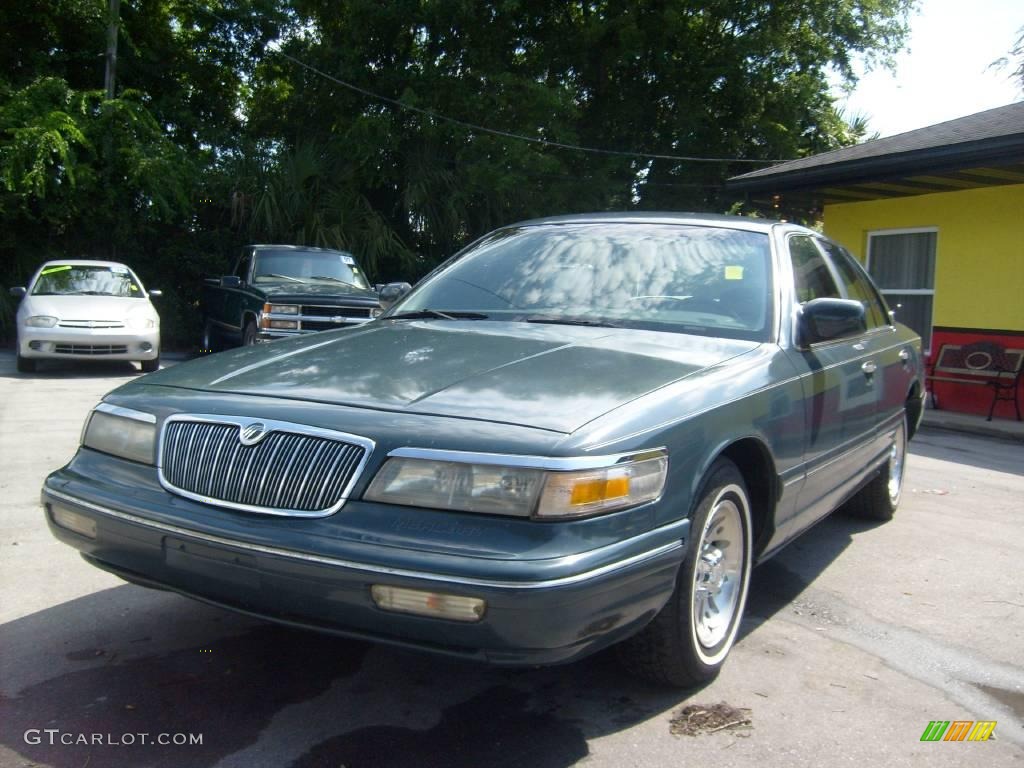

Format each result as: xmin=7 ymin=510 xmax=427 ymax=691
xmin=44 ymin=488 xmax=684 ymax=590
xmin=384 ymin=446 xmax=668 ymax=472
xmin=157 ymin=413 xmax=375 ymax=518
xmin=95 ymin=402 xmax=157 ymax=424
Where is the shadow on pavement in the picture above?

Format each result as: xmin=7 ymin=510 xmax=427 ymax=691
xmin=0 ymin=358 xmax=143 ymax=380
xmin=0 ymin=584 xmax=689 ymax=768
xmin=910 ymin=428 xmax=1024 ymax=477
xmin=742 ymin=510 xmax=884 ymax=636
xmin=0 ymin=511 xmax=878 ymax=768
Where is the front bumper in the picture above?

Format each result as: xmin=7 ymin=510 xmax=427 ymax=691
xmin=19 ymin=326 xmax=159 ymax=360
xmin=42 ymin=473 xmax=686 ymax=666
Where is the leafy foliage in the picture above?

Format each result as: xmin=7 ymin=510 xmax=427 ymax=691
xmin=1 ymin=0 xmax=917 ymax=345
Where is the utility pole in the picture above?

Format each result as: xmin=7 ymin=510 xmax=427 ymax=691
xmin=104 ymin=0 xmax=120 ymax=99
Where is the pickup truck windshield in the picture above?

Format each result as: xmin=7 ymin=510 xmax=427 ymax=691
xmin=252 ymin=250 xmax=369 ymax=290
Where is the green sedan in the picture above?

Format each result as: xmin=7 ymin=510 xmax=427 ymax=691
xmin=42 ymin=213 xmax=925 ymax=687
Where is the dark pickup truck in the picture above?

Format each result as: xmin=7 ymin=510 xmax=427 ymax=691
xmin=201 ymin=245 xmax=405 ymax=349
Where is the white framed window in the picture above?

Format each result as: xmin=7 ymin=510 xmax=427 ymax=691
xmin=866 ymin=228 xmax=937 ymax=352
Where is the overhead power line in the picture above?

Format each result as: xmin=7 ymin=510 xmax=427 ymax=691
xmin=199 ymin=4 xmax=786 ymax=166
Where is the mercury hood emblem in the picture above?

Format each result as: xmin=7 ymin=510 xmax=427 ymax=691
xmin=239 ymin=422 xmax=269 ymax=446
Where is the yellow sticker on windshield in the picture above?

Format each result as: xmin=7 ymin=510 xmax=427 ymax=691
xmin=130 ymin=284 xmax=139 ymax=291
xmin=725 ymin=266 xmax=744 ymax=280
xmin=41 ymin=265 xmax=73 ymax=275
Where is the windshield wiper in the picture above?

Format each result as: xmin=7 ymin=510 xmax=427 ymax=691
xmin=525 ymin=315 xmax=620 ymax=328
xmin=388 ymin=309 xmax=490 ymax=320
xmin=256 ymin=273 xmax=305 ymax=283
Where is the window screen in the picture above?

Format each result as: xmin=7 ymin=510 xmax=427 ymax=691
xmin=867 ymin=230 xmax=936 ymax=351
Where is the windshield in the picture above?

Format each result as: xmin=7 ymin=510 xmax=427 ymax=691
xmin=252 ymin=250 xmax=370 ymax=289
xmin=31 ymin=264 xmax=145 ymax=298
xmin=394 ymin=223 xmax=774 ymax=340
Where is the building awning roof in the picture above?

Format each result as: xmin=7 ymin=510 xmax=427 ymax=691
xmin=728 ymin=101 xmax=1024 ymax=206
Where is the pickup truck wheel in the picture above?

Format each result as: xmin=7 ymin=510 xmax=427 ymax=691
xmin=242 ymin=321 xmax=257 ymax=346
xmin=845 ymin=413 xmax=907 ymax=522
xmin=617 ymin=457 xmax=752 ymax=687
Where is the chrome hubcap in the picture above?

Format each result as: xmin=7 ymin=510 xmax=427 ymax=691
xmin=888 ymin=419 xmax=907 ymax=505
xmin=693 ymin=499 xmax=744 ymax=649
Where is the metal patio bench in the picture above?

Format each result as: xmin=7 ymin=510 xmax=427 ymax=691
xmin=926 ymin=341 xmax=1023 ymax=421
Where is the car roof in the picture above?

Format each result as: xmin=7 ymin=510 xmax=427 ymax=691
xmin=248 ymin=244 xmax=354 ymax=254
xmin=39 ymin=259 xmax=137 ymax=269
xmin=506 ymin=211 xmax=810 ymax=235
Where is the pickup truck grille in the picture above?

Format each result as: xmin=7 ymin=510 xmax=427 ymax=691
xmin=301 ymin=305 xmax=373 ymax=319
xmin=159 ymin=416 xmax=372 ymax=517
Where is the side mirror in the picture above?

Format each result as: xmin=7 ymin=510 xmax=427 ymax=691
xmin=148 ymin=289 xmax=163 ymax=298
xmin=8 ymin=286 xmax=26 ymax=299
xmin=798 ymin=298 xmax=866 ymax=347
xmin=220 ymin=275 xmax=241 ymax=288
xmin=378 ymin=281 xmax=412 ymax=309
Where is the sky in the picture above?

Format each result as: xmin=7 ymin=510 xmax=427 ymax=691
xmin=831 ymin=0 xmax=1022 ymax=138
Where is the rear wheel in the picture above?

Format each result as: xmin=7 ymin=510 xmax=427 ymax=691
xmin=16 ymin=352 xmax=36 ymax=373
xmin=845 ymin=413 xmax=907 ymax=522
xmin=618 ymin=457 xmax=752 ymax=687
xmin=201 ymin=318 xmax=221 ymax=353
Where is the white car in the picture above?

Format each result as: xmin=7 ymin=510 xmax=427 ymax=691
xmin=10 ymin=260 xmax=162 ymax=373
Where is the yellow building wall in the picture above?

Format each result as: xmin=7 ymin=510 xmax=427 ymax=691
xmin=822 ymin=183 xmax=1024 ymax=331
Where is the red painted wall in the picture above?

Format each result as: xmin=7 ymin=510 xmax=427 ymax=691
xmin=928 ymin=327 xmax=1024 ymax=420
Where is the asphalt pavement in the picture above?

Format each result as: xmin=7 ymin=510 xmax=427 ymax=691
xmin=1 ymin=352 xmax=1022 ymax=768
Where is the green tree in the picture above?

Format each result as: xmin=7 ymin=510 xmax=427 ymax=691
xmin=242 ymin=0 xmax=913 ymax=278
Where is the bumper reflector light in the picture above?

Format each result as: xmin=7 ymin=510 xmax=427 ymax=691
xmin=370 ymin=585 xmax=486 ymax=622
xmin=50 ymin=506 xmax=97 ymax=539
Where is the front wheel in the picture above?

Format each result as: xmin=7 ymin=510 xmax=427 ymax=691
xmin=242 ymin=321 xmax=258 ymax=347
xmin=16 ymin=352 xmax=36 ymax=373
xmin=140 ymin=356 xmax=160 ymax=373
xmin=618 ymin=457 xmax=752 ymax=687
xmin=845 ymin=413 xmax=907 ymax=522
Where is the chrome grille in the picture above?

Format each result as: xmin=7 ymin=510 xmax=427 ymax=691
xmin=159 ymin=416 xmax=372 ymax=516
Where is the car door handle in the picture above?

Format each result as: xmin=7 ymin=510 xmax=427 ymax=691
xmin=861 ymin=360 xmax=877 ymax=375
xmin=899 ymin=348 xmax=911 ymax=364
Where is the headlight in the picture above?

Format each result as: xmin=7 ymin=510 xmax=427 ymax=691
xmin=81 ymin=403 xmax=157 ymax=464
xmin=265 ymin=303 xmax=299 ymax=315
xmin=25 ymin=315 xmax=58 ymax=328
xmin=364 ymin=450 xmax=667 ymax=519
xmin=127 ymin=316 xmax=156 ymax=329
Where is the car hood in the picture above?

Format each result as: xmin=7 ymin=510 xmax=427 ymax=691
xmin=259 ymin=281 xmax=379 ymax=303
xmin=19 ymin=294 xmax=156 ymax=322
xmin=139 ymin=321 xmax=759 ymax=433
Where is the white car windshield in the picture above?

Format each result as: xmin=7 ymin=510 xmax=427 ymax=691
xmin=32 ymin=265 xmax=144 ymax=298
xmin=395 ymin=223 xmax=774 ymax=341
